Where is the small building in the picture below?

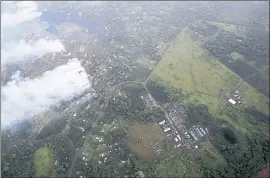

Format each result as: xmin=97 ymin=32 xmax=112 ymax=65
xmin=184 ymin=132 xmax=190 ymax=139
xmin=200 ymin=127 xmax=206 ymax=135
xmin=189 ymin=131 xmax=198 ymax=141
xmin=164 ymin=127 xmax=171 ymax=133
xmin=159 ymin=120 xmax=166 ymax=125
xmin=195 ymin=128 xmax=204 ymax=137
xmin=174 ymin=138 xmax=179 ymax=142
xmin=176 ymin=135 xmax=181 ymax=141
xmin=228 ymin=99 xmax=236 ymax=105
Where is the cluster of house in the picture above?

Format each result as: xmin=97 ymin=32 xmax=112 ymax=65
xmin=228 ymin=90 xmax=244 ymax=105
xmin=185 ymin=126 xmax=208 ymax=142
xmin=158 ymin=120 xmax=182 ymax=148
xmin=168 ymin=104 xmax=187 ymax=127
xmin=168 ymin=108 xmax=184 ymax=126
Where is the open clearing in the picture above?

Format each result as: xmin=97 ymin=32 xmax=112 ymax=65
xmin=34 ymin=147 xmax=54 ymax=177
xmin=217 ymin=103 xmax=250 ymax=134
xmin=127 ymin=123 xmax=166 ymax=163
xmin=151 ymin=28 xmax=269 ymax=116
xmin=242 ymin=82 xmax=269 ymax=115
xmin=217 ymin=103 xmax=269 ymax=136
xmin=151 ymin=29 xmax=241 ymax=114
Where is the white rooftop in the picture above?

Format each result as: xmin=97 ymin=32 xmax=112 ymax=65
xmin=159 ymin=120 xmax=165 ymax=125
xmin=164 ymin=127 xmax=171 ymax=133
xmin=228 ymin=99 xmax=236 ymax=105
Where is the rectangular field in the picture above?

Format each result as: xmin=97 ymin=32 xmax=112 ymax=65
xmin=127 ymin=123 xmax=166 ymax=163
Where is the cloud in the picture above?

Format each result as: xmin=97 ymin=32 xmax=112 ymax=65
xmin=1 ymin=1 xmax=64 ymax=66
xmin=1 ymin=59 xmax=91 ymax=129
xmin=1 ymin=1 xmax=41 ymax=28
xmin=2 ymin=39 xmax=65 ymax=65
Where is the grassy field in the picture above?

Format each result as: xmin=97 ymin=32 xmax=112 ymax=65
xmin=151 ymin=29 xmax=241 ymax=114
xmin=186 ymin=92 xmax=221 ymax=114
xmin=127 ymin=123 xmax=166 ymax=163
xmin=241 ymin=82 xmax=269 ymax=115
xmin=200 ymin=147 xmax=226 ymax=168
xmin=217 ymin=103 xmax=249 ymax=134
xmin=151 ymin=29 xmax=269 ymax=116
xmin=34 ymin=147 xmax=54 ymax=177
xmin=217 ymin=102 xmax=269 ymax=135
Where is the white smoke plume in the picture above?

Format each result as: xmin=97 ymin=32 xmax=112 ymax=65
xmin=1 ymin=59 xmax=91 ymax=129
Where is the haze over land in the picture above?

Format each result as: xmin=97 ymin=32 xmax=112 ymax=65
xmin=1 ymin=1 xmax=269 ymax=178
